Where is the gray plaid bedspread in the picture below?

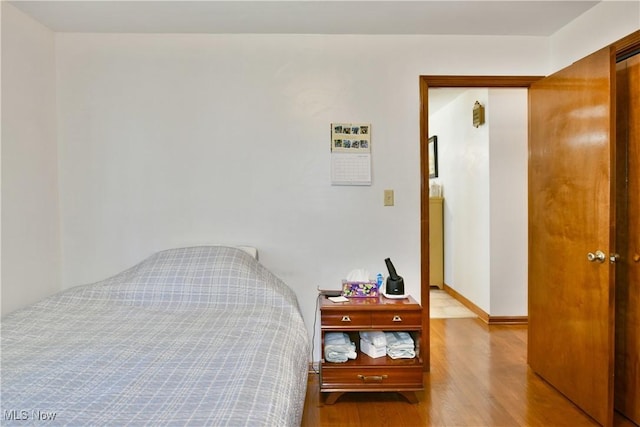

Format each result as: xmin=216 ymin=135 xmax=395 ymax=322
xmin=1 ymin=246 xmax=310 ymax=426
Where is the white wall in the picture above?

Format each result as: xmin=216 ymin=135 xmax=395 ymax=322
xmin=488 ymin=89 xmax=528 ymax=317
xmin=2 ymin=0 xmax=636 ymax=353
xmin=429 ymin=89 xmax=491 ymax=312
xmin=1 ymin=3 xmax=60 ymax=316
xmin=429 ymin=88 xmax=528 ymax=317
xmin=54 ymin=34 xmax=549 ymax=356
xmin=550 ymin=0 xmax=640 ymax=71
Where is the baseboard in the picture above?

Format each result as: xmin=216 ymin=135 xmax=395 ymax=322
xmin=308 ymin=362 xmax=319 ymax=373
xmin=442 ymin=284 xmax=528 ymax=326
xmin=486 ymin=316 xmax=528 ymax=325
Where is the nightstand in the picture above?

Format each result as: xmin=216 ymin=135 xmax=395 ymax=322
xmin=319 ymin=295 xmax=423 ymax=404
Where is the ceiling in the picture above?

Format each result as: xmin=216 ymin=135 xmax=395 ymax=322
xmin=9 ymin=0 xmax=601 ymax=35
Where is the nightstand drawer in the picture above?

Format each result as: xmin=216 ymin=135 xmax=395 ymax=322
xmin=371 ymin=310 xmax=422 ymax=328
xmin=321 ymin=311 xmax=371 ymax=328
xmin=321 ymin=366 xmax=423 ymax=390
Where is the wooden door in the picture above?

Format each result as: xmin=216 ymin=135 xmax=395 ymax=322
xmin=528 ymin=46 xmax=616 ymax=427
xmin=615 ymin=52 xmax=640 ymax=425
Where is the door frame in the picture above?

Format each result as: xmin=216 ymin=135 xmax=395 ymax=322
xmin=418 ymin=76 xmax=541 ymax=370
xmin=613 ymin=32 xmax=640 ymax=424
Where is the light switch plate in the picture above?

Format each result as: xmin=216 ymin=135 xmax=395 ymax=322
xmin=384 ymin=189 xmax=394 ymax=206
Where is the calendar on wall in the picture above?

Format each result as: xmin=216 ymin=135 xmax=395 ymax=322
xmin=330 ymin=123 xmax=371 ymax=186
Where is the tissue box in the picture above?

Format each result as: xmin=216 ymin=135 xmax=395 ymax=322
xmin=360 ymin=339 xmax=387 ymax=358
xmin=341 ymin=281 xmax=379 ymax=298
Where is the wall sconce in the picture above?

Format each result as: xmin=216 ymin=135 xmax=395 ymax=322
xmin=473 ymin=101 xmax=485 ymax=128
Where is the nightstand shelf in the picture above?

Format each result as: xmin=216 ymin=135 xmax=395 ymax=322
xmin=319 ymin=295 xmax=424 ymax=404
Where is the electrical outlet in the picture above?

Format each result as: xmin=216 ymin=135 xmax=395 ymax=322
xmin=384 ymin=189 xmax=394 ymax=206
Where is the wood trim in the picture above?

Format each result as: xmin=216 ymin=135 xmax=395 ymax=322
xmin=443 ymin=284 xmax=528 ymax=325
xmin=420 ymin=75 xmax=543 ymax=88
xmin=488 ymin=316 xmax=529 ymax=326
xmin=614 ymin=30 xmax=640 ymax=60
xmin=613 ymin=32 xmax=640 ymax=425
xmin=419 ymin=76 xmax=430 ymax=372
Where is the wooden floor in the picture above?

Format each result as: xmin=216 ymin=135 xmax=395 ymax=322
xmin=301 ymin=318 xmax=637 ymax=427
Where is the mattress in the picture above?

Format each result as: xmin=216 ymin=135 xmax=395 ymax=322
xmin=1 ymin=246 xmax=309 ymax=426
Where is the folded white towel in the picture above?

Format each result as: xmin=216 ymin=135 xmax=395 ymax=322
xmin=325 ymin=332 xmax=351 ymax=345
xmin=387 ymin=348 xmax=416 ymax=359
xmin=385 ymin=331 xmax=414 ymax=348
xmin=384 ymin=331 xmax=416 ymax=359
xmin=359 ymin=331 xmax=387 ymax=347
xmin=324 ymin=332 xmax=357 ymax=363
xmin=324 ymin=344 xmax=357 ymax=362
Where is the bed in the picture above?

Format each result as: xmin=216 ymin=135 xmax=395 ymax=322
xmin=1 ymin=246 xmax=310 ymax=426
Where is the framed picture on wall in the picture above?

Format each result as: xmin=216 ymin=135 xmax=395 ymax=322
xmin=428 ymin=136 xmax=438 ymax=178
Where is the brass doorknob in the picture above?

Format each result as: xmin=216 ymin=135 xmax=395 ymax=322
xmin=633 ymin=254 xmax=640 ymax=263
xmin=587 ymin=250 xmax=606 ymax=263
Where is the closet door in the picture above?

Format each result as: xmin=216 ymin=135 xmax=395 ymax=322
xmin=528 ymin=46 xmax=616 ymax=427
xmin=615 ymin=52 xmax=640 ymax=425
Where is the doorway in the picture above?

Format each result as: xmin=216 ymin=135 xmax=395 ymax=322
xmin=418 ymin=76 xmax=541 ymax=370
xmin=427 ymin=86 xmax=528 ymax=322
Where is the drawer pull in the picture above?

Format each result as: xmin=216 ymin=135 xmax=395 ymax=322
xmin=341 ymin=315 xmax=351 ymax=322
xmin=392 ymin=315 xmax=403 ymax=322
xmin=357 ymin=374 xmax=388 ymax=383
